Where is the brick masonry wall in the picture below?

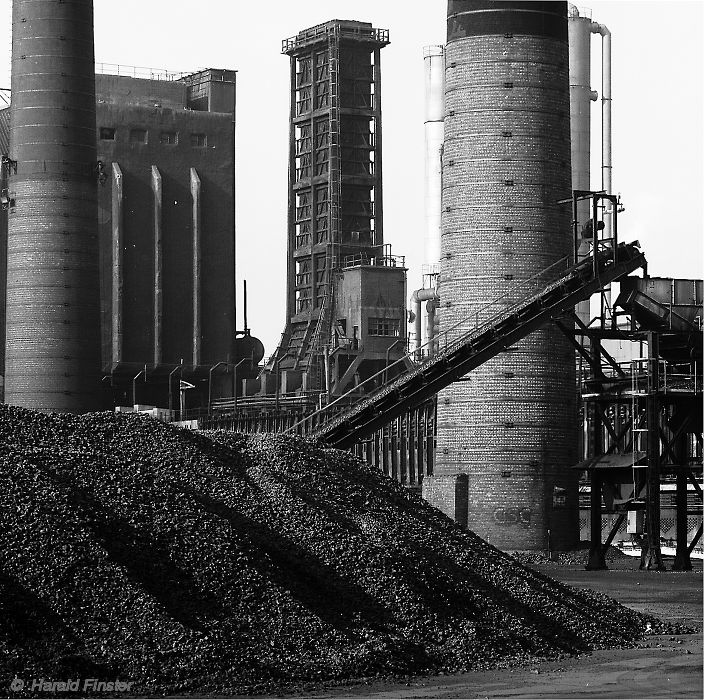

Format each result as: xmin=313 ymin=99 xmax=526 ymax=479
xmin=435 ymin=31 xmax=578 ymax=551
xmin=422 ymin=474 xmax=469 ymax=527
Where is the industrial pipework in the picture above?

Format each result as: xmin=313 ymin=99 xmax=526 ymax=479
xmin=568 ymin=4 xmax=613 ymax=324
xmin=593 ymin=19 xmax=612 ymax=235
xmin=5 ymin=0 xmax=102 ymax=411
xmin=423 ymin=45 xmax=444 ymax=272
xmin=413 ymin=45 xmax=445 ymax=356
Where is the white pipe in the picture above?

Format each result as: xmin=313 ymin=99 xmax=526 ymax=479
xmin=591 ymin=21 xmax=612 ymax=234
xmin=411 ymin=287 xmax=440 ymax=354
xmin=568 ymin=8 xmax=596 ymax=327
xmin=423 ymin=45 xmax=444 ymax=269
xmin=592 ymin=21 xmax=612 ymax=319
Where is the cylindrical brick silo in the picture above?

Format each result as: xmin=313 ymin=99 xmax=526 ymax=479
xmin=5 ymin=0 xmax=102 ymax=412
xmin=435 ymin=1 xmax=578 ymax=551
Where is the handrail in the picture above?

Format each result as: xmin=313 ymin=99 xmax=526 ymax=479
xmin=286 ymin=242 xmax=645 ymax=441
xmin=285 ymin=252 xmax=577 ymax=434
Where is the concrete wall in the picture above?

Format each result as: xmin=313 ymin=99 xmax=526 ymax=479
xmin=96 ymin=101 xmax=234 ymax=371
xmin=335 ymin=265 xmax=406 ymax=354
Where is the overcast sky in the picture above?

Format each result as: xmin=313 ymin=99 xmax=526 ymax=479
xmin=0 ymin=1 xmax=701 ymax=355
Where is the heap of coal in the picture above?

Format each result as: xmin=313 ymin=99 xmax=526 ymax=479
xmin=0 ymin=406 xmax=657 ymax=695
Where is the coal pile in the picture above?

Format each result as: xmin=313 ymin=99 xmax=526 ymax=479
xmin=0 ymin=406 xmax=659 ymax=695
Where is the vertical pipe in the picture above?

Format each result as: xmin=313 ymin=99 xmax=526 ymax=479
xmin=373 ymin=47 xmax=383 ymax=245
xmin=592 ymin=23 xmax=612 ymax=230
xmin=423 ymin=45 xmax=444 ymax=270
xmin=592 ymin=21 xmax=612 ymax=317
xmin=151 ymin=165 xmax=162 ymax=366
xmin=190 ymin=168 xmax=201 ymax=366
xmin=6 ymin=0 xmax=102 ymax=411
xmin=232 ymin=74 xmax=237 ymax=341
xmin=243 ymin=279 xmax=248 ymax=333
xmin=568 ymin=8 xmax=598 ymax=326
xmin=111 ymin=163 xmax=123 ymax=366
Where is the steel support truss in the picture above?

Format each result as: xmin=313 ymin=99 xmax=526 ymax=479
xmin=558 ymin=319 xmax=703 ymax=571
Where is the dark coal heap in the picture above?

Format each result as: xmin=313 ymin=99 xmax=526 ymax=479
xmin=0 ymin=406 xmax=655 ymax=695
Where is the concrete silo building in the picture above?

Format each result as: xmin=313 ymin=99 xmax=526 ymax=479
xmin=1 ymin=64 xmax=240 ymax=412
xmin=94 ymin=68 xmax=238 ymax=411
xmin=433 ymin=0 xmax=579 ymax=551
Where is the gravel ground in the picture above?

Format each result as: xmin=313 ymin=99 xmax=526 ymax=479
xmin=0 ymin=406 xmax=686 ymax=697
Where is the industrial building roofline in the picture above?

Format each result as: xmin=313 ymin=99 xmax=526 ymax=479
xmin=95 ymin=63 xmax=236 ymax=83
xmin=282 ymin=19 xmax=389 ymax=54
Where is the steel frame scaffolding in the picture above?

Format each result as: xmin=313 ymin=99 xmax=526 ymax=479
xmin=567 ymin=324 xmax=703 ymax=571
xmin=274 ymin=21 xmax=389 ymax=390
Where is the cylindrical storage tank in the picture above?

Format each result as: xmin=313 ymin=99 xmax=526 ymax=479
xmin=423 ymin=44 xmax=445 ymax=271
xmin=568 ymin=4 xmax=595 ymax=325
xmin=5 ymin=0 xmax=102 ymax=412
xmin=435 ymin=1 xmax=578 ymax=551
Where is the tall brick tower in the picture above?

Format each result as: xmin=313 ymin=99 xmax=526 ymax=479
xmin=4 ymin=0 xmax=102 ymax=412
xmin=434 ymin=1 xmax=578 ymax=551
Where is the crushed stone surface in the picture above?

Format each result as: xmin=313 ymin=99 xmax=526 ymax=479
xmin=0 ymin=406 xmax=667 ymax=696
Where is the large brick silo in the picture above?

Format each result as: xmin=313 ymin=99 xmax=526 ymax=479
xmin=434 ymin=1 xmax=578 ymax=551
xmin=4 ymin=0 xmax=102 ymax=411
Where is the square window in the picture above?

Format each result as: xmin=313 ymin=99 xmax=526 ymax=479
xmin=190 ymin=133 xmax=207 ymax=147
xmin=368 ymin=317 xmax=400 ymax=337
xmin=160 ymin=131 xmax=177 ymax=145
xmin=129 ymin=128 xmax=147 ymax=144
xmin=99 ymin=127 xmax=115 ymax=140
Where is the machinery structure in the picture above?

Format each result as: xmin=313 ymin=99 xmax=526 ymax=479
xmin=3 ymin=0 xmax=102 ymax=412
xmin=258 ymin=20 xmax=409 ymax=402
xmin=572 ymin=273 xmax=703 ymax=570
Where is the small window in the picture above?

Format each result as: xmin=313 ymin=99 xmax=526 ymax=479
xmin=503 ymin=81 xmax=514 ymax=89
xmin=368 ymin=317 xmax=400 ymax=337
xmin=160 ymin=131 xmax=177 ymax=145
xmin=99 ymin=127 xmax=115 ymax=140
xmin=190 ymin=133 xmax=207 ymax=147
xmin=129 ymin=128 xmax=147 ymax=144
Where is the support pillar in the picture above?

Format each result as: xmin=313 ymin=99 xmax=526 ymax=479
xmin=191 ymin=168 xmax=201 ymax=366
xmin=152 ymin=166 xmax=163 ymax=366
xmin=586 ymin=338 xmax=607 ymax=569
xmin=643 ymin=331 xmax=665 ymax=570
xmin=111 ymin=163 xmax=123 ymax=366
xmin=672 ymin=468 xmax=692 ymax=570
xmin=586 ymin=468 xmax=606 ymax=569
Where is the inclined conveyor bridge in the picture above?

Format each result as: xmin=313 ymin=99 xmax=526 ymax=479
xmin=289 ymin=241 xmax=647 ymax=448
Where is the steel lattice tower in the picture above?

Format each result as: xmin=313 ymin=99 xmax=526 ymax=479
xmin=271 ymin=20 xmax=390 ymax=391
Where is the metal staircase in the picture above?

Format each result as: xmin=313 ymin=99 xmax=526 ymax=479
xmin=292 ymin=241 xmax=647 ymax=448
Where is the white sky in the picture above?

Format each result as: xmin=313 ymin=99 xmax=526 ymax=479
xmin=0 ymin=1 xmax=701 ymax=355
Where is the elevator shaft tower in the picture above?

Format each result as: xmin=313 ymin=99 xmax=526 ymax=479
xmin=273 ymin=20 xmax=395 ymax=393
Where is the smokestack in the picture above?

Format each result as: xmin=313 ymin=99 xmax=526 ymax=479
xmin=5 ymin=0 xmax=102 ymax=411
xmin=435 ymin=0 xmax=577 ymax=551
